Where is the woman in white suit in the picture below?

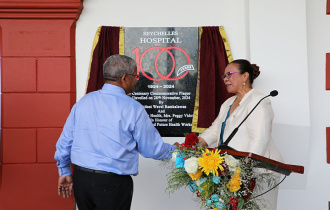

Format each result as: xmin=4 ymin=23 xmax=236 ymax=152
xmin=199 ymin=59 xmax=283 ymax=210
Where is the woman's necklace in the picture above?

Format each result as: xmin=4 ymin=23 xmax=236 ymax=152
xmin=234 ymin=95 xmax=244 ymax=104
xmin=235 ymin=97 xmax=241 ymax=103
xmin=231 ymin=90 xmax=250 ymax=116
xmin=230 ymin=97 xmax=241 ymax=116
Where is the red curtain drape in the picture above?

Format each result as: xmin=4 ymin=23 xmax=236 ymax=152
xmin=86 ymin=26 xmax=120 ymax=93
xmin=197 ymin=26 xmax=233 ymax=128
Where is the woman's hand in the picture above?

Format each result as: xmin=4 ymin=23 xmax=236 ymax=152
xmin=199 ymin=137 xmax=208 ymax=147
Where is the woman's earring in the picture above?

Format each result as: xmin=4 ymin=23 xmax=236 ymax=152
xmin=243 ymin=82 xmax=246 ymax=86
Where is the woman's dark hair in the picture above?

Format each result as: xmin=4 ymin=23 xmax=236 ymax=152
xmin=230 ymin=59 xmax=260 ymax=84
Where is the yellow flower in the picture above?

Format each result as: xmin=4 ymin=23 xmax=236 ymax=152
xmin=227 ymin=178 xmax=241 ymax=192
xmin=188 ymin=169 xmax=203 ymax=180
xmin=232 ymin=173 xmax=241 ymax=181
xmin=231 ymin=167 xmax=241 ymax=181
xmin=234 ymin=167 xmax=241 ymax=174
xmin=197 ymin=149 xmax=225 ymax=176
xmin=209 ymin=208 xmax=224 ymax=210
xmin=226 ymin=167 xmax=241 ymax=192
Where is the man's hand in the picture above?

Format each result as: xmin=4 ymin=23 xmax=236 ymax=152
xmin=173 ymin=142 xmax=180 ymax=147
xmin=58 ymin=175 xmax=73 ymax=199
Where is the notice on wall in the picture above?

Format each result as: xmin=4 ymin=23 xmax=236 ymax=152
xmin=125 ymin=27 xmax=198 ymax=136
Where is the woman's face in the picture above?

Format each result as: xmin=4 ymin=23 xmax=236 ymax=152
xmin=223 ymin=63 xmax=247 ymax=94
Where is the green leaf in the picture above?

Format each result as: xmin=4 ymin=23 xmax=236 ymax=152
xmin=238 ymin=197 xmax=244 ymax=210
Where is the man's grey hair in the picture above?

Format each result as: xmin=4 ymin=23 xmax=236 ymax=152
xmin=103 ymin=55 xmax=137 ymax=79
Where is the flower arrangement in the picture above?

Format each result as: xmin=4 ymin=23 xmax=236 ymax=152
xmin=165 ymin=133 xmax=277 ymax=210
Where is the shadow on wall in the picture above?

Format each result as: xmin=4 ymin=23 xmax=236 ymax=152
xmin=272 ymin=123 xmax=309 ymax=190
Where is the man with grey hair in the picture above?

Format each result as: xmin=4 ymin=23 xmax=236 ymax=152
xmin=55 ymin=54 xmax=177 ymax=210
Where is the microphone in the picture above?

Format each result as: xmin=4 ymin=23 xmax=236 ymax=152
xmin=270 ymin=90 xmax=278 ymax=97
xmin=218 ymin=90 xmax=278 ymax=150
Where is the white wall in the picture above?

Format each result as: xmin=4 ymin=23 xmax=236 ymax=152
xmin=249 ymin=0 xmax=310 ymax=193
xmin=75 ymin=0 xmax=329 ymax=209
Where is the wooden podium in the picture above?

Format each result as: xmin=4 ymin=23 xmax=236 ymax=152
xmin=220 ymin=149 xmax=304 ymax=176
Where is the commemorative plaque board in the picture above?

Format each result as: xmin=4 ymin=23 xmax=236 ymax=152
xmin=125 ymin=27 xmax=198 ymax=136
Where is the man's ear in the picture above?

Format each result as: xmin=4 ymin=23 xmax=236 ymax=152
xmin=119 ymin=73 xmax=127 ymax=83
xmin=118 ymin=74 xmax=129 ymax=91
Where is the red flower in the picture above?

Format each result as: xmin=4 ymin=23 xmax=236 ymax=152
xmin=228 ymin=196 xmax=239 ymax=210
xmin=242 ymin=178 xmax=256 ymax=200
xmin=183 ymin=133 xmax=199 ymax=147
xmin=217 ymin=163 xmax=229 ymax=176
